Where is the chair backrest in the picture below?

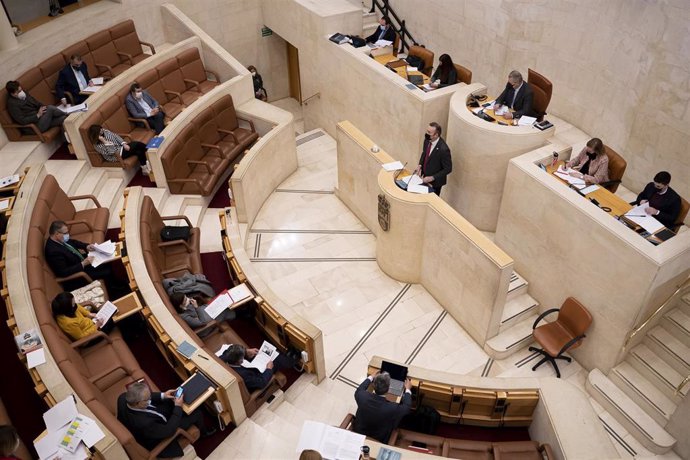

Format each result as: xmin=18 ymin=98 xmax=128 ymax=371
xmin=110 ymin=20 xmax=144 ymax=61
xmin=157 ymin=57 xmax=186 ymax=97
xmin=408 ymin=45 xmax=434 ymax=77
xmin=453 ymin=63 xmax=472 ymax=85
xmin=603 ymin=144 xmax=627 ymax=193
xmin=557 ymin=297 xmax=592 ymax=338
xmin=392 ymin=32 xmax=400 ymax=56
xmin=177 ymin=48 xmax=207 ymax=85
xmin=528 ymin=68 xmax=552 ymax=120
xmin=675 ymin=196 xmax=689 ymax=232
xmin=86 ymin=30 xmax=121 ymax=70
xmin=212 ymin=95 xmax=240 ymax=132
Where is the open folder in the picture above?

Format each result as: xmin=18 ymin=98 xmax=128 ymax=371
xmin=399 ymin=174 xmax=430 ymax=194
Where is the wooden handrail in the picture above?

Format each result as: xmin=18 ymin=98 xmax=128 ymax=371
xmin=677 ymin=374 xmax=690 ymax=396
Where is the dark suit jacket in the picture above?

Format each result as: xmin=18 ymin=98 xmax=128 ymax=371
xmin=366 ymin=25 xmax=395 ymax=44
xmin=56 ymin=63 xmax=91 ymax=102
xmin=125 ymin=90 xmax=162 ymax=119
xmin=44 ymin=238 xmax=88 ymax=278
xmin=431 ymin=67 xmax=458 ymax=87
xmin=495 ymin=81 xmax=536 ymax=118
xmin=116 ymin=392 xmax=185 ymax=458
xmin=228 ymin=363 xmax=273 ymax=392
xmin=634 ymin=183 xmax=682 ymax=229
xmin=418 ymin=137 xmax=453 ymax=187
xmin=6 ymin=92 xmax=43 ymax=126
xmin=352 ymin=377 xmax=411 ymax=443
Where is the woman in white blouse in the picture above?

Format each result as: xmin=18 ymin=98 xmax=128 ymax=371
xmin=87 ymin=124 xmax=150 ymax=174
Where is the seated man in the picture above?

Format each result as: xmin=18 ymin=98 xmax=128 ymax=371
xmin=44 ymin=220 xmax=128 ymax=298
xmin=352 ymin=371 xmax=411 ymax=443
xmin=633 ymin=171 xmax=682 ymax=229
xmin=494 ymin=70 xmax=536 ymax=119
xmin=220 ymin=343 xmax=293 ymax=392
xmin=366 ymin=15 xmax=395 ymax=44
xmin=56 ymin=54 xmax=93 ymax=105
xmin=125 ymin=82 xmax=165 ymax=134
xmin=117 ymin=381 xmax=214 ymax=458
xmin=5 ymin=80 xmax=67 ymax=132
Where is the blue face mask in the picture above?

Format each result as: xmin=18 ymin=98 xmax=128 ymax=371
xmin=62 ymin=233 xmax=70 ymax=243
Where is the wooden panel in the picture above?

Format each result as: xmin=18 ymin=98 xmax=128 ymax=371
xmin=418 ymin=381 xmax=453 ymax=414
xmin=504 ymin=390 xmax=539 ymax=421
xmin=256 ymin=301 xmax=288 ymax=347
xmin=462 ymin=388 xmax=497 ymax=420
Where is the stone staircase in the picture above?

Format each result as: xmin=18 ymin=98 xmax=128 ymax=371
xmin=362 ymin=7 xmax=378 ymax=38
xmin=484 ymin=271 xmax=540 ymax=359
xmin=586 ymin=293 xmax=690 ymax=455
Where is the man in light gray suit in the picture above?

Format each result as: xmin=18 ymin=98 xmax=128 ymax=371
xmin=125 ymin=82 xmax=165 ymax=134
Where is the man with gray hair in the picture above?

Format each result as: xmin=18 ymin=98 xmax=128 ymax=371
xmin=220 ymin=343 xmax=293 ymax=392
xmin=352 ymin=371 xmax=412 ymax=443
xmin=494 ymin=70 xmax=536 ymax=120
xmin=116 ymin=381 xmax=214 ymax=457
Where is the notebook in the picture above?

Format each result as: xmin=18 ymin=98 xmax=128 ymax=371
xmin=380 ymin=360 xmax=408 ymax=397
xmin=181 ymin=372 xmax=216 ymax=404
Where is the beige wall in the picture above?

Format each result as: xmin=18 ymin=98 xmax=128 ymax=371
xmin=382 ymin=0 xmax=690 ymax=201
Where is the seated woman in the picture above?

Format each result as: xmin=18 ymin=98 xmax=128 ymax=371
xmin=169 ymin=292 xmax=236 ymax=338
xmin=430 ymin=54 xmax=458 ymax=89
xmin=247 ymin=65 xmax=267 ymax=101
xmin=87 ymin=124 xmax=150 ymax=174
xmin=565 ymin=137 xmax=609 ymax=185
xmin=52 ymin=292 xmax=105 ymax=341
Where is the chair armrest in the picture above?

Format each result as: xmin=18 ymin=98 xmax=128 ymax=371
xmin=89 ymin=365 xmax=127 ymax=386
xmin=140 ymin=41 xmax=156 ymax=55
xmin=95 ymin=63 xmax=114 ymax=77
xmin=71 ymin=331 xmax=112 ymax=349
xmin=206 ymin=70 xmax=220 ymax=82
xmin=128 ymin=117 xmax=151 ymax=130
xmin=116 ymin=51 xmax=133 ymax=66
xmin=557 ymin=334 xmax=586 ymax=356
xmin=183 ymin=78 xmax=202 ymax=93
xmin=158 ymin=239 xmax=191 ymax=251
xmin=187 ymin=160 xmax=212 ymax=174
xmin=167 ymin=178 xmax=202 ymax=193
xmin=339 ymin=413 xmax=355 ymax=430
xmin=148 ymin=429 xmax=194 ymax=460
xmin=56 ymin=271 xmax=94 ymax=285
xmin=217 ymin=128 xmax=239 ymax=143
xmin=163 ymin=90 xmax=185 ymax=106
xmin=161 ymin=215 xmax=193 ymax=227
xmin=532 ymin=308 xmax=560 ymax=329
xmin=65 ymin=92 xmax=75 ymax=105
xmin=3 ymin=121 xmax=46 ymax=142
xmin=540 ymin=443 xmax=555 ymax=460
xmin=64 ymin=219 xmax=94 ymax=232
xmin=69 ymin=194 xmax=102 ymax=208
xmin=237 ymin=117 xmax=256 ymax=133
xmin=193 ymin=320 xmax=219 ymax=336
xmin=161 ymin=264 xmax=192 ymax=276
xmin=201 ymin=143 xmax=223 ymax=154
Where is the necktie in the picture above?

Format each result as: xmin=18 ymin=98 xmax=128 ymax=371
xmin=64 ymin=242 xmax=84 ymax=261
xmin=423 ymin=142 xmax=433 ymax=173
xmin=511 ymin=86 xmax=519 ymax=109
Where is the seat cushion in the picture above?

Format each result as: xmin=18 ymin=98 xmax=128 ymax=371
xmin=533 ymin=321 xmax=577 ymax=357
xmin=493 ymin=441 xmax=541 ymax=460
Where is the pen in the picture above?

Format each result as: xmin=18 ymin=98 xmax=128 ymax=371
xmin=197 ymin=354 xmax=209 ymax=360
xmin=626 ymin=214 xmax=646 ymax=217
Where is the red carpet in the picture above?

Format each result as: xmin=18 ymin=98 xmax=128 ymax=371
xmin=208 ymin=184 xmax=231 ymax=209
xmin=434 ymin=423 xmax=530 ymax=442
xmin=49 ymin=142 xmax=76 ymax=160
xmin=127 ymin=170 xmax=156 ymax=188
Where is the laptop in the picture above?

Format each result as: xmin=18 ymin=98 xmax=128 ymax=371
xmin=407 ymin=74 xmax=424 ymax=85
xmin=381 ymin=360 xmax=408 ymax=397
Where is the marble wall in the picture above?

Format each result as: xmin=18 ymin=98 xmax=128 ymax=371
xmin=381 ymin=0 xmax=690 ymax=201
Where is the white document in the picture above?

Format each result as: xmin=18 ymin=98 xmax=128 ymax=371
xmin=34 ymin=430 xmax=62 ymax=460
xmin=92 ymin=240 xmax=116 ymax=255
xmin=421 ymin=83 xmax=434 ymax=91
xmin=625 ymin=204 xmax=665 ymax=233
xmin=44 ymin=396 xmax=78 ymax=432
xmin=374 ymin=39 xmax=393 ymax=47
xmin=382 ymin=161 xmax=404 ymax=172
xmin=81 ymin=85 xmax=101 ymax=94
xmin=215 ymin=343 xmax=231 ymax=357
xmin=72 ymin=415 xmax=105 ymax=448
xmin=59 ymin=103 xmax=88 ymax=114
xmin=407 ymin=183 xmax=430 ymax=194
xmin=88 ymin=240 xmax=117 ymax=268
xmin=205 ymin=292 xmax=233 ymax=319
xmin=406 ymin=66 xmax=417 ymax=72
xmin=93 ymin=301 xmax=117 ymax=327
xmin=580 ymin=184 xmax=600 ymax=195
xmin=27 ymin=348 xmax=46 ymax=368
xmin=494 ymin=105 xmax=508 ymax=116
xmin=241 ymin=340 xmax=279 ymax=373
xmin=0 ymin=199 xmax=10 ymax=210
xmin=296 ymin=421 xmax=365 ymax=460
xmin=91 ymin=77 xmax=104 ymax=85
xmin=554 ymin=166 xmax=586 ymax=188
xmin=47 ymin=443 xmax=89 ymax=460
xmin=229 ymin=283 xmax=252 ymax=303
xmin=518 ymin=115 xmax=537 ymax=126
xmin=0 ymin=174 xmax=20 ymax=187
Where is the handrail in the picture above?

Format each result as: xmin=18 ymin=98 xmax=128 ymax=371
xmin=622 ymin=275 xmax=690 ymax=352
xmin=369 ymin=0 xmax=420 ymax=53
xmin=677 ymin=374 xmax=690 ymax=396
xmin=301 ymin=92 xmax=320 ymax=106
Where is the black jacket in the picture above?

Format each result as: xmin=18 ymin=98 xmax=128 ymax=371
xmin=418 ymin=137 xmax=453 ymax=187
xmin=495 ymin=81 xmax=536 ymax=118
xmin=116 ymin=392 xmax=185 ymax=458
xmin=56 ymin=62 xmax=91 ymax=102
xmin=229 ymin=364 xmax=273 ymax=392
xmin=634 ymin=183 xmax=682 ymax=229
xmin=366 ymin=25 xmax=396 ymax=44
xmin=352 ymin=377 xmax=411 ymax=443
xmin=431 ymin=66 xmax=458 ymax=87
xmin=6 ymin=92 xmax=43 ymax=126
xmin=44 ymin=238 xmax=88 ymax=278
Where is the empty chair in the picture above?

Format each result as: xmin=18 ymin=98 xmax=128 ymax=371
xmin=601 ymin=144 xmax=627 ymax=193
xmin=442 ymin=439 xmax=493 ymax=460
xmin=527 ymin=68 xmax=553 ymax=121
xmin=86 ymin=30 xmax=130 ymax=78
xmin=176 ymin=48 xmax=220 ymax=94
xmin=528 ymin=297 xmax=592 ymax=378
xmin=211 ymin=95 xmax=259 ymax=150
xmin=673 ymin=196 xmax=689 ymax=233
xmin=389 ymin=429 xmax=444 ymax=456
xmin=157 ymin=57 xmax=199 ymax=107
xmin=454 ymin=63 xmax=472 ymax=85
xmin=407 ymin=45 xmax=435 ymax=77
xmin=493 ymin=441 xmax=555 ymax=460
xmin=193 ymin=109 xmax=242 ymax=160
xmin=109 ymin=19 xmax=155 ymax=66
xmin=38 ymin=54 xmax=67 ymax=103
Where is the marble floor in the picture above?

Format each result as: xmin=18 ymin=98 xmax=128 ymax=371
xmin=202 ymin=129 xmax=680 ymax=459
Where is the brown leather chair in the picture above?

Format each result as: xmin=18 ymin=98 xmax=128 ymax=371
xmin=601 ymin=145 xmax=627 ymax=193
xmin=339 ymin=413 xmax=355 ymax=430
xmin=528 ymin=297 xmax=592 ymax=378
xmin=442 ymin=439 xmax=493 ymax=460
xmin=389 ymin=429 xmax=444 ymax=456
xmin=527 ymin=68 xmax=552 ymax=122
xmin=672 ymin=196 xmax=689 ymax=233
xmin=493 ymin=441 xmax=555 ymax=460
xmin=392 ymin=31 xmax=401 ymax=57
xmin=454 ymin=63 xmax=472 ymax=85
xmin=110 ymin=19 xmax=156 ymax=66
xmin=407 ymin=45 xmax=434 ymax=77
xmin=177 ymin=48 xmax=220 ymax=95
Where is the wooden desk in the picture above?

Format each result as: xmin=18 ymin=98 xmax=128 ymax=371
xmin=372 ymin=53 xmax=431 ymax=87
xmin=466 ymin=94 xmax=516 ymax=125
xmin=112 ymin=292 xmax=143 ymax=323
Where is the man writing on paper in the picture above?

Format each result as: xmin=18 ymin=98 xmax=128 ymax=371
xmin=56 ymin=54 xmax=94 ymax=105
xmin=365 ymin=16 xmax=395 ymax=44
xmin=494 ymin=70 xmax=536 ymax=120
xmin=632 ymin=171 xmax=681 ymax=229
xmin=415 ymin=122 xmax=452 ymax=196
xmin=353 ymin=371 xmax=412 ymax=443
xmin=220 ymin=344 xmax=295 ymax=392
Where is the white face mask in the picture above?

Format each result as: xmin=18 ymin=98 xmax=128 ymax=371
xmin=62 ymin=233 xmax=70 ymax=243
xmin=135 ymin=91 xmax=143 ymax=99
xmin=251 ymin=71 xmax=257 ymax=77
xmin=17 ymin=90 xmax=26 ymax=100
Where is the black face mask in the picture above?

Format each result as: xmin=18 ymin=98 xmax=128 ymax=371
xmin=72 ymin=65 xmax=81 ymax=71
xmin=586 ymin=152 xmax=596 ymax=160
xmin=424 ymin=133 xmax=431 ymax=141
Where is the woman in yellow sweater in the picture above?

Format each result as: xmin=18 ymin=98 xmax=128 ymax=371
xmin=51 ymin=292 xmax=105 ymax=341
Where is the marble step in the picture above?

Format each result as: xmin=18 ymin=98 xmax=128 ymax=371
xmin=141 ymin=187 xmax=169 ymax=209
xmin=288 ymin=381 xmax=353 ymax=426
xmin=586 ymin=369 xmax=676 ymax=455
xmin=44 ymin=159 xmax=88 ymax=192
xmin=98 ymin=177 xmax=127 ymax=215
xmin=205 ymin=417 xmax=294 ymax=460
xmin=160 ymin=194 xmax=189 ymax=222
xmin=610 ymin=361 xmax=678 ymax=426
xmin=644 ymin=325 xmax=690 ymax=374
xmin=251 ymin=401 xmax=302 ymax=444
xmin=500 ymin=293 xmax=538 ymax=332
xmin=628 ymin=344 xmax=687 ymax=403
xmin=181 ymin=204 xmax=204 ymax=228
xmin=270 ymin=397 xmax=313 ymax=427
xmin=71 ymin=168 xmax=107 ymax=210
xmin=681 ymin=293 xmax=690 ymax=313
xmin=484 ymin=314 xmax=537 ymax=360
xmin=282 ymin=373 xmax=318 ymax=405
xmin=109 ymin=193 xmax=126 ymax=230
xmin=198 ymin=210 xmax=224 ymax=253
xmin=506 ymin=271 xmax=528 ymax=301
xmin=661 ymin=308 xmax=690 ymax=348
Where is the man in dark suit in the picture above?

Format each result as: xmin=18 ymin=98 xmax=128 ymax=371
xmin=44 ymin=220 xmax=128 ymax=297
xmin=415 ymin=122 xmax=453 ymax=196
xmin=56 ymin=54 xmax=94 ymax=105
xmin=125 ymin=82 xmax=166 ymax=134
xmin=220 ymin=343 xmax=293 ymax=392
xmin=495 ymin=70 xmax=536 ymax=119
xmin=633 ymin=171 xmax=682 ymax=230
xmin=352 ymin=372 xmax=412 ymax=443
xmin=365 ymin=16 xmax=395 ymax=44
xmin=117 ymin=381 xmax=214 ymax=458
xmin=5 ymin=80 xmax=67 ymax=132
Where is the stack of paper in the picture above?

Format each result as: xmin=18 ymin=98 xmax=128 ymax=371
xmin=494 ymin=105 xmax=509 ymax=116
xmin=381 ymin=161 xmax=404 ymax=172
xmin=14 ymin=328 xmax=46 ymax=369
xmin=241 ymin=340 xmax=280 ymax=372
xmin=91 ymin=77 xmax=104 ymax=85
xmin=399 ymin=174 xmax=429 ymax=194
xmin=554 ymin=166 xmax=586 ymax=189
xmin=204 ymin=283 xmax=253 ymax=319
xmin=88 ymin=240 xmax=117 ymax=268
xmin=81 ymin=85 xmax=101 ymax=94
xmin=296 ymin=420 xmax=365 ymax=460
xmin=59 ymin=103 xmax=88 ymax=114
xmin=374 ymin=39 xmax=393 ymax=47
xmin=518 ymin=115 xmax=537 ymax=126
xmin=92 ymin=301 xmax=118 ymax=328
xmin=625 ymin=203 xmax=665 ymax=234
